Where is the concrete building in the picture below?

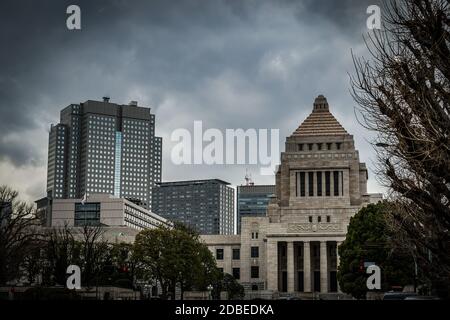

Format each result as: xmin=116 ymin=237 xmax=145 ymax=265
xmin=152 ymin=179 xmax=234 ymax=235
xmin=237 ymin=184 xmax=275 ymax=234
xmin=46 ymin=98 xmax=162 ymax=210
xmin=201 ymin=95 xmax=382 ymax=297
xmin=36 ymin=193 xmax=168 ymax=242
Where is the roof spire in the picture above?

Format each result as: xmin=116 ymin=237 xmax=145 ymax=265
xmin=291 ymin=95 xmax=348 ymax=137
xmin=313 ymin=94 xmax=329 ymax=112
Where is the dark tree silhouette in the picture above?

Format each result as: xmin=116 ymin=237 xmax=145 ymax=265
xmin=351 ymin=0 xmax=450 ymax=296
xmin=0 ymin=185 xmax=42 ymax=285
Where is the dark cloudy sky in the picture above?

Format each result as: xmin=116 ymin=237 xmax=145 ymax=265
xmin=0 ymin=0 xmax=384 ymax=202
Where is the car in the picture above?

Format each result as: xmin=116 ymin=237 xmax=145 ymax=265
xmin=278 ymin=296 xmax=301 ymax=300
xmin=404 ymin=296 xmax=440 ymax=300
xmin=382 ymin=292 xmax=418 ymax=300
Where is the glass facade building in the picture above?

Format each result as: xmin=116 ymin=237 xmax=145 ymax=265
xmin=46 ymin=98 xmax=162 ymax=209
xmin=236 ymin=185 xmax=275 ymax=234
xmin=152 ymin=179 xmax=234 ymax=235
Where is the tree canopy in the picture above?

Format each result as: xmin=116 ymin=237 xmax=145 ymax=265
xmin=133 ymin=223 xmax=221 ymax=299
xmin=338 ymin=203 xmax=415 ymax=299
xmin=351 ymin=0 xmax=450 ymax=296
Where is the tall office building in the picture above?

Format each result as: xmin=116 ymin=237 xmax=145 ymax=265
xmin=46 ymin=98 xmax=162 ymax=209
xmin=237 ymin=184 xmax=275 ymax=234
xmin=152 ymin=179 xmax=234 ymax=235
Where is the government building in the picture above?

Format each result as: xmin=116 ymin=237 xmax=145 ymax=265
xmin=202 ymin=95 xmax=382 ymax=298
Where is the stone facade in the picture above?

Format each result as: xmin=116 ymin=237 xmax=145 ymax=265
xmin=201 ymin=95 xmax=382 ymax=297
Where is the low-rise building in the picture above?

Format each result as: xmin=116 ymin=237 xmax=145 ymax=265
xmin=35 ymin=193 xmax=168 ymax=239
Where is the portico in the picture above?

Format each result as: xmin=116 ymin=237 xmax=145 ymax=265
xmin=266 ymin=237 xmax=342 ymax=293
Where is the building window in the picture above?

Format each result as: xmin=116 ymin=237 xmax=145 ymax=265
xmin=251 ymin=232 xmax=259 ymax=240
xmin=327 ymin=215 xmax=331 ymax=223
xmin=232 ymin=248 xmax=240 ymax=260
xmin=325 ymin=171 xmax=331 ymax=196
xmin=251 ymin=266 xmax=259 ymax=279
xmin=74 ymin=202 xmax=100 ymax=226
xmin=318 ymin=216 xmax=322 ymax=223
xmin=317 ymin=143 xmax=322 ymax=151
xmin=251 ymin=246 xmax=259 ymax=258
xmin=297 ymin=246 xmax=303 ymax=257
xmin=327 ymin=143 xmax=332 ymax=150
xmin=309 ymin=216 xmax=313 ymax=223
xmin=333 ymin=171 xmax=340 ymax=196
xmin=232 ymin=268 xmax=240 ymax=280
xmin=216 ymin=249 xmax=224 ymax=260
xmin=336 ymin=142 xmax=342 ymax=150
xmin=251 ymin=284 xmax=258 ymax=291
xmin=313 ymin=246 xmax=319 ymax=257
xmin=300 ymin=172 xmax=305 ymax=197
xmin=317 ymin=171 xmax=322 ymax=196
xmin=308 ymin=172 xmax=314 ymax=197
xmin=298 ymin=144 xmax=303 ymax=151
xmin=308 ymin=143 xmax=313 ymax=151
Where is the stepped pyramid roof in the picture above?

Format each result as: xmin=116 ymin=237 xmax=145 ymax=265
xmin=292 ymin=95 xmax=348 ymax=137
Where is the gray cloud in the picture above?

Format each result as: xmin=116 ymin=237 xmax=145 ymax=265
xmin=0 ymin=0 xmax=385 ymax=201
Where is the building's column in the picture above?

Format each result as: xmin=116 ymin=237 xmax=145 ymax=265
xmin=303 ymin=241 xmax=311 ymax=292
xmin=321 ymin=171 xmax=325 ymax=197
xmin=320 ymin=241 xmax=328 ymax=293
xmin=334 ymin=171 xmax=339 ymax=196
xmin=267 ymin=239 xmax=278 ymax=291
xmin=287 ymin=241 xmax=295 ymax=292
xmin=338 ymin=171 xmax=342 ymax=197
xmin=224 ymin=247 xmax=232 ymax=275
xmin=330 ymin=171 xmax=335 ymax=196
xmin=336 ymin=241 xmax=342 ymax=292
xmin=305 ymin=172 xmax=309 ymax=197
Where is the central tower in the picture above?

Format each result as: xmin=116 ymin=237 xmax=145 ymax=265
xmin=269 ymin=95 xmax=369 ymax=223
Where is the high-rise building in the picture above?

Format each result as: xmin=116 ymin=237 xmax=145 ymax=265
xmin=46 ymin=98 xmax=162 ymax=209
xmin=152 ymin=179 xmax=234 ymax=235
xmin=237 ymin=184 xmax=275 ymax=234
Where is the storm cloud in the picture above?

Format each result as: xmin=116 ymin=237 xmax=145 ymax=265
xmin=0 ymin=0 xmax=383 ymax=202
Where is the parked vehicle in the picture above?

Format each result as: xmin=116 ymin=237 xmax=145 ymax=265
xmin=382 ymin=292 xmax=418 ymax=300
xmin=404 ymin=296 xmax=440 ymax=300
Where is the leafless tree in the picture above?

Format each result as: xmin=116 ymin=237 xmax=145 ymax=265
xmin=351 ymin=0 xmax=450 ymax=295
xmin=0 ymin=185 xmax=42 ymax=285
xmin=43 ymin=225 xmax=80 ymax=285
xmin=76 ymin=225 xmax=107 ymax=288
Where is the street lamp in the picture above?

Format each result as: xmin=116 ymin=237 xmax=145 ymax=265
xmin=207 ymin=284 xmax=213 ymax=300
